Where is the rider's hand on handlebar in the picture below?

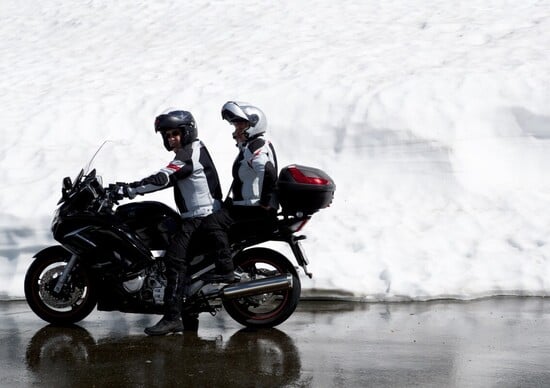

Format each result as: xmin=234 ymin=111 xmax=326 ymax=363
xmin=107 ymin=184 xmax=123 ymax=202
xmin=116 ymin=183 xmax=137 ymax=199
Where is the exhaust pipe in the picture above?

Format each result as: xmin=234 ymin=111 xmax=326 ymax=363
xmin=222 ymin=274 xmax=293 ymax=299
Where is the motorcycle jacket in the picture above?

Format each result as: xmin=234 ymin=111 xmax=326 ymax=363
xmin=232 ymin=135 xmax=278 ymax=208
xmin=130 ymin=139 xmax=222 ymax=218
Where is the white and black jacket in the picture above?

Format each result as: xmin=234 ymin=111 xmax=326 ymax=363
xmin=231 ymin=135 xmax=278 ymax=208
xmin=130 ymin=140 xmax=222 ymax=218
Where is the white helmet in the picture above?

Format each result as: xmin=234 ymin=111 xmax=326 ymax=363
xmin=221 ymin=101 xmax=267 ymax=138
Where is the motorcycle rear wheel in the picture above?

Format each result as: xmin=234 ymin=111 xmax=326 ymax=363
xmin=24 ymin=251 xmax=97 ymax=324
xmin=223 ymin=248 xmax=301 ymax=328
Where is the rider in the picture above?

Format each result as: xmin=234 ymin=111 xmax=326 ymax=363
xmin=118 ymin=108 xmax=222 ymax=335
xmin=200 ymin=101 xmax=278 ymax=283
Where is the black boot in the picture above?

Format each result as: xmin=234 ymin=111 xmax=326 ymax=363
xmin=147 ymin=267 xmax=188 ymax=336
xmin=202 ymin=252 xmax=236 ymax=283
xmin=201 ymin=270 xmax=236 ymax=283
xmin=145 ymin=316 xmax=184 ymax=336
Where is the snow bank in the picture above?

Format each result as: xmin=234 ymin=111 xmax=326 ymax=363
xmin=1 ymin=0 xmax=550 ymax=300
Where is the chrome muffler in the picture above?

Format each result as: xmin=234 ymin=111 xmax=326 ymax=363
xmin=222 ymin=274 xmax=293 ymax=299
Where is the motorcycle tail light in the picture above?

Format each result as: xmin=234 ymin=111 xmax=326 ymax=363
xmin=287 ymin=166 xmax=330 ymax=185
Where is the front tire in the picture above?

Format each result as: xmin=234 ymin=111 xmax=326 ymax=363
xmin=222 ymin=248 xmax=301 ymax=328
xmin=24 ymin=250 xmax=97 ymax=324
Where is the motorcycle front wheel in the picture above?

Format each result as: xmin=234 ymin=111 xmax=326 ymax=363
xmin=223 ymin=248 xmax=301 ymax=328
xmin=24 ymin=250 xmax=97 ymax=324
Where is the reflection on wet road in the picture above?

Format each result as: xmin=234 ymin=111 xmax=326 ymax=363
xmin=25 ymin=325 xmax=301 ymax=387
xmin=2 ymin=298 xmax=550 ymax=387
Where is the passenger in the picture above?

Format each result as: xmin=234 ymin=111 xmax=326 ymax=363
xmin=200 ymin=101 xmax=278 ymax=283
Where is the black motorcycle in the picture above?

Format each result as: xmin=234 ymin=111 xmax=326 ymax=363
xmin=24 ymin=149 xmax=335 ymax=329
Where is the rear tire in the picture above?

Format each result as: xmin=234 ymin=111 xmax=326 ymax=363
xmin=24 ymin=250 xmax=97 ymax=324
xmin=222 ymin=248 xmax=301 ymax=328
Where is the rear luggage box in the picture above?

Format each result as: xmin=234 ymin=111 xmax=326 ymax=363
xmin=277 ymin=165 xmax=336 ymax=215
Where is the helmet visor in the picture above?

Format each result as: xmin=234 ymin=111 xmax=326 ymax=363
xmin=155 ymin=114 xmax=181 ymax=132
xmin=221 ymin=102 xmax=249 ymax=123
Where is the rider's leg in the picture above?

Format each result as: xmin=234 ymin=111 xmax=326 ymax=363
xmin=199 ymin=209 xmax=235 ymax=282
xmin=145 ymin=218 xmax=202 ymax=336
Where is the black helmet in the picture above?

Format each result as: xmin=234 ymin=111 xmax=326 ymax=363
xmin=154 ymin=109 xmax=198 ymax=150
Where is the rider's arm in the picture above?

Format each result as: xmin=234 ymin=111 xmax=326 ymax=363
xmin=129 ymin=149 xmax=194 ymax=195
xmin=248 ymin=141 xmax=277 ymax=208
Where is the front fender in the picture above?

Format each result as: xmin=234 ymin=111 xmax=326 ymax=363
xmin=33 ymin=245 xmax=72 ymax=261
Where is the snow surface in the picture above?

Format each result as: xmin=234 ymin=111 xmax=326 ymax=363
xmin=2 ymin=0 xmax=550 ymax=300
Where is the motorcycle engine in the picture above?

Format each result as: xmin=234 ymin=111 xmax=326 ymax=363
xmin=144 ymin=270 xmax=166 ymax=305
xmin=123 ymin=262 xmax=167 ymax=305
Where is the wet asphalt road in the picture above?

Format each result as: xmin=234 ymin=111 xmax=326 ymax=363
xmin=2 ymin=297 xmax=550 ymax=387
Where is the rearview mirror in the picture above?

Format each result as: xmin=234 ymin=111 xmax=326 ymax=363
xmin=62 ymin=177 xmax=72 ymax=191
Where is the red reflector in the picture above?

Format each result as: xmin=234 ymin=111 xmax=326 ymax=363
xmin=290 ymin=218 xmax=309 ymax=232
xmin=288 ymin=166 xmax=329 ymax=185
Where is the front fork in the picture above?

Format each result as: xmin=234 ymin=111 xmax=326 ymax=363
xmin=54 ymin=253 xmax=78 ymax=293
xmin=288 ymin=235 xmax=313 ymax=278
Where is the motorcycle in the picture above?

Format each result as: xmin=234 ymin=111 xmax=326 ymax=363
xmin=24 ymin=144 xmax=335 ymax=329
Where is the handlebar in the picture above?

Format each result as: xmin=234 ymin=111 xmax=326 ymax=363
xmin=107 ymin=183 xmax=124 ymax=201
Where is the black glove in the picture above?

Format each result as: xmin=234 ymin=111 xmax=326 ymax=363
xmin=116 ymin=183 xmax=137 ymax=199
